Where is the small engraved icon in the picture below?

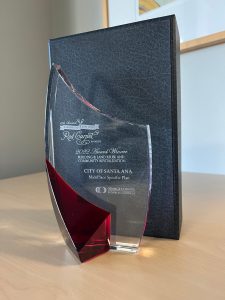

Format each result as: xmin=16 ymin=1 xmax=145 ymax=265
xmin=95 ymin=187 xmax=107 ymax=194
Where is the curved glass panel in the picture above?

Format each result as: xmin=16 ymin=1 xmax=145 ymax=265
xmin=45 ymin=64 xmax=152 ymax=262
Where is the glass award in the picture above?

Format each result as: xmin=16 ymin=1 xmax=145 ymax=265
xmin=45 ymin=64 xmax=152 ymax=262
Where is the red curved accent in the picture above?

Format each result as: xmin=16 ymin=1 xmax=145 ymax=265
xmin=46 ymin=160 xmax=110 ymax=262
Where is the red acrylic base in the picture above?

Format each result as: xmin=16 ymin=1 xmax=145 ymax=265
xmin=46 ymin=160 xmax=110 ymax=262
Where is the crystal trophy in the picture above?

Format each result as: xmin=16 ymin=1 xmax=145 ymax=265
xmin=45 ymin=64 xmax=152 ymax=262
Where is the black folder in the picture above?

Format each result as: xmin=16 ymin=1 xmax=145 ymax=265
xmin=49 ymin=15 xmax=182 ymax=239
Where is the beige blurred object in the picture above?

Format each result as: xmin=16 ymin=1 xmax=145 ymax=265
xmin=0 ymin=172 xmax=225 ymax=299
xmin=102 ymin=0 xmax=109 ymax=27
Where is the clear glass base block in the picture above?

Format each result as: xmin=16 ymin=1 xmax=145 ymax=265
xmin=109 ymin=235 xmax=140 ymax=253
xmin=45 ymin=64 xmax=152 ymax=262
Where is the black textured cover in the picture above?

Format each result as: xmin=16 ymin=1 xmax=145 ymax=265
xmin=49 ymin=15 xmax=182 ymax=239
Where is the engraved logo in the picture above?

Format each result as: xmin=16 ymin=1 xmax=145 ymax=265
xmin=95 ymin=187 xmax=107 ymax=194
xmin=60 ymin=119 xmax=100 ymax=145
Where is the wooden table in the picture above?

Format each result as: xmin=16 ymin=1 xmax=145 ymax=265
xmin=0 ymin=172 xmax=225 ymax=300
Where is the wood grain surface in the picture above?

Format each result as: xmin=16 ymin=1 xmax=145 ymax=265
xmin=181 ymin=30 xmax=225 ymax=53
xmin=0 ymin=172 xmax=225 ymax=300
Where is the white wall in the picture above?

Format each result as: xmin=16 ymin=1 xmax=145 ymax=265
xmin=181 ymin=44 xmax=225 ymax=175
xmin=138 ymin=0 xmax=225 ymax=42
xmin=109 ymin=0 xmax=225 ymax=42
xmin=50 ymin=0 xmax=77 ymax=38
xmin=50 ymin=0 xmax=106 ymax=38
xmin=0 ymin=0 xmax=51 ymax=179
xmin=108 ymin=0 xmax=137 ymax=28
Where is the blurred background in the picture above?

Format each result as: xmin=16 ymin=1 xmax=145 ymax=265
xmin=0 ymin=0 xmax=224 ymax=179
